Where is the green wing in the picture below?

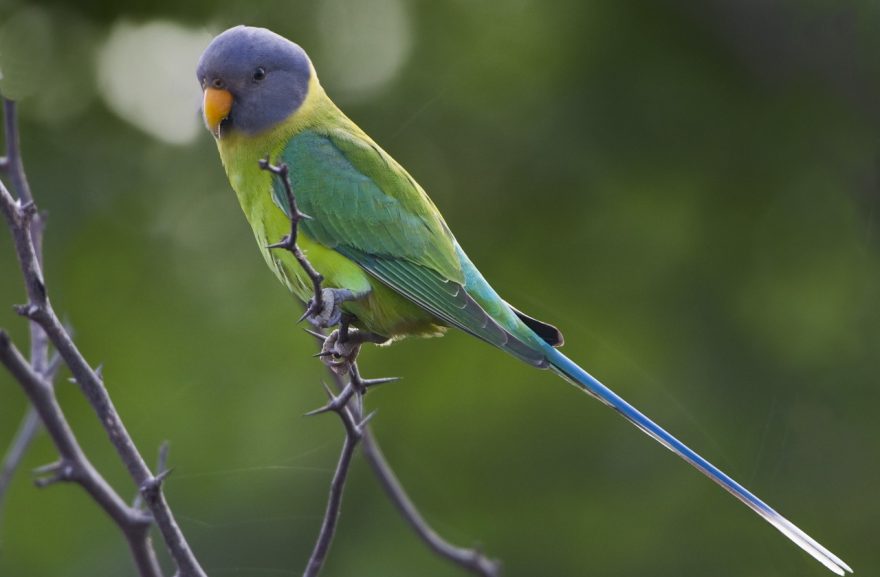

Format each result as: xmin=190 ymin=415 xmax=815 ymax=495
xmin=278 ymin=127 xmax=459 ymax=280
xmin=276 ymin=126 xmax=547 ymax=367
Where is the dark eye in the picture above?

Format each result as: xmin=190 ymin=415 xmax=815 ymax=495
xmin=211 ymin=78 xmax=225 ymax=89
xmin=253 ymin=67 xmax=266 ymax=82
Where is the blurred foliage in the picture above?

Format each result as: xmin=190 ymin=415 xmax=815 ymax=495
xmin=1 ymin=1 xmax=878 ymax=576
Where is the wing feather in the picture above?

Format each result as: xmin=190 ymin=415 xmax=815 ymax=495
xmin=277 ymin=127 xmax=546 ymax=366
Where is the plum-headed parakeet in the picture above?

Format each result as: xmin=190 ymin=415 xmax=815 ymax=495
xmin=196 ymin=26 xmax=850 ymax=575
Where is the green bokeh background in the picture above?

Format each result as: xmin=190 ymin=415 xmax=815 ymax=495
xmin=1 ymin=1 xmax=878 ymax=576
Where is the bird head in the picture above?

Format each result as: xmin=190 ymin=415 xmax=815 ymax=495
xmin=196 ymin=26 xmax=312 ymax=138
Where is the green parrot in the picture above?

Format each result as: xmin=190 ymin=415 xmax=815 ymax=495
xmin=197 ymin=26 xmax=851 ymax=575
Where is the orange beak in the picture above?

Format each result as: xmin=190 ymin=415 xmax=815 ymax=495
xmin=203 ymin=87 xmax=233 ymax=137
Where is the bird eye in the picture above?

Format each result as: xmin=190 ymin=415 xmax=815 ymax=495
xmin=253 ymin=67 xmax=266 ymax=82
xmin=211 ymin=78 xmax=225 ymax=89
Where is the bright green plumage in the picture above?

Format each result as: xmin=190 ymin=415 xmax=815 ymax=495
xmin=215 ymin=68 xmax=550 ymax=363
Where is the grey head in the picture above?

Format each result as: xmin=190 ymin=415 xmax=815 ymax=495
xmin=196 ymin=26 xmax=312 ymax=136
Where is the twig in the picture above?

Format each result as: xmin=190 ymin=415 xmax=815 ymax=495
xmin=261 ymin=159 xmax=500 ymax=577
xmin=0 ymin=97 xmax=207 ymax=577
xmin=361 ymin=434 xmax=499 ymax=576
xmin=257 ymin=158 xmax=323 ymax=317
xmin=323 ymin=361 xmax=500 ymax=577
xmin=0 ymin=100 xmax=49 ymax=368
xmin=0 ymin=99 xmax=52 ymax=506
xmin=0 ymin=333 xmax=162 ymax=577
xmin=0 ymin=406 xmax=40 ymax=506
xmin=302 ymin=385 xmax=372 ymax=577
xmin=0 ymin=352 xmax=62 ymax=509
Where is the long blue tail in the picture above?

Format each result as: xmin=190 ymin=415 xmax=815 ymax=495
xmin=543 ymin=345 xmax=852 ymax=575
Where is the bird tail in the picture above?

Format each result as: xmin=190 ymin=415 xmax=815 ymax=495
xmin=542 ymin=344 xmax=852 ymax=576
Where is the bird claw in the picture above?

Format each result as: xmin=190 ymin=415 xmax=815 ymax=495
xmin=319 ymin=329 xmax=361 ymax=375
xmin=301 ymin=288 xmax=355 ymax=329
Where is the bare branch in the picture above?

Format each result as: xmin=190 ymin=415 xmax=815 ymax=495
xmin=0 ymin=99 xmax=53 ymax=519
xmin=0 ymin=99 xmax=53 ymax=507
xmin=0 ymin=406 xmax=40 ymax=504
xmin=262 ymin=159 xmax=500 ymax=577
xmin=1 ymin=356 xmax=61 ymax=509
xmin=0 ymin=333 xmax=162 ymax=577
xmin=361 ymin=433 xmax=500 ymax=577
xmin=0 ymin=100 xmax=49 ymax=370
xmin=302 ymin=386 xmax=365 ymax=577
xmin=0 ymin=97 xmax=207 ymax=577
xmin=330 ymin=359 xmax=501 ymax=577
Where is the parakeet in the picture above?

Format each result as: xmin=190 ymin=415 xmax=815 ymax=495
xmin=197 ymin=26 xmax=851 ymax=575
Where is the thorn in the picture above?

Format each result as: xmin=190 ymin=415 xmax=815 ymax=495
xmin=156 ymin=441 xmax=170 ymax=476
xmin=297 ymin=309 xmax=313 ymax=324
xmin=13 ymin=303 xmax=39 ymax=318
xmin=34 ymin=476 xmax=62 ymax=488
xmin=94 ymin=363 xmax=104 ymax=379
xmin=361 ymin=376 xmax=401 ymax=388
xmin=140 ymin=468 xmax=173 ymax=503
xmin=266 ymin=237 xmax=292 ymax=250
xmin=32 ymin=460 xmax=63 ymax=476
xmin=302 ymin=328 xmax=326 ymax=340
xmin=358 ymin=410 xmax=378 ymax=429
xmin=296 ymin=211 xmax=314 ymax=221
xmin=154 ymin=467 xmax=174 ymax=484
xmin=313 ymin=350 xmax=336 ymax=358
xmin=18 ymin=199 xmax=37 ymax=218
xmin=320 ymin=381 xmax=335 ymax=400
xmin=135 ymin=441 xmax=172 ymax=509
xmin=304 ymin=403 xmax=335 ymax=417
xmin=33 ymin=460 xmax=76 ymax=487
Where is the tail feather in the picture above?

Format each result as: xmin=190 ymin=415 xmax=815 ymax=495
xmin=544 ymin=346 xmax=852 ymax=575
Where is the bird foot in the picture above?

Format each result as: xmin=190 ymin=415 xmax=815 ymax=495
xmin=317 ymin=329 xmax=362 ymax=375
xmin=301 ymin=288 xmax=356 ymax=328
xmin=317 ymin=328 xmax=386 ymax=375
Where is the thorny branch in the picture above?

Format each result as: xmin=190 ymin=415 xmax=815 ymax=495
xmin=260 ymin=158 xmax=501 ymax=577
xmin=0 ymin=98 xmax=206 ymax=577
xmin=0 ymin=98 xmax=51 ymax=509
xmin=0 ymin=335 xmax=162 ymax=576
